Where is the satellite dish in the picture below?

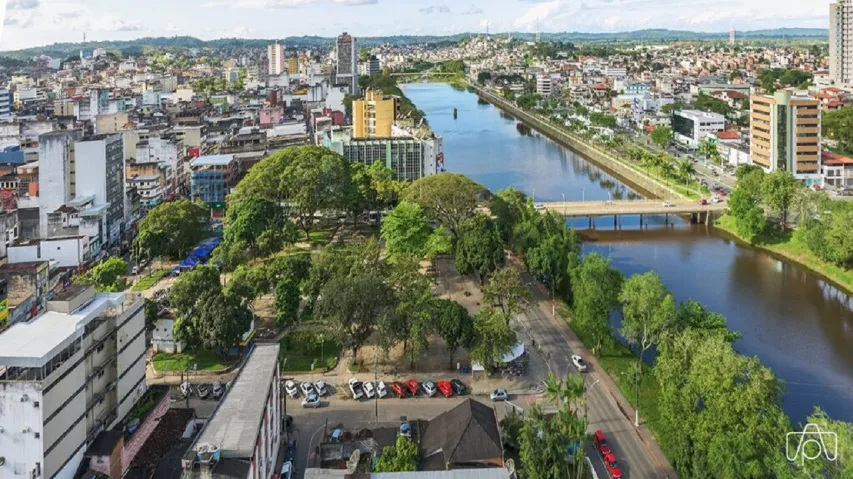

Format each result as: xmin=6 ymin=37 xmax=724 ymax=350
xmin=506 ymin=459 xmax=515 ymax=475
xmin=346 ymin=449 xmax=361 ymax=474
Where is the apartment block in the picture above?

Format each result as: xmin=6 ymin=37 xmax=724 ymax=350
xmin=325 ymin=128 xmax=441 ymax=181
xmin=750 ymin=91 xmax=822 ymax=185
xmin=0 ymin=286 xmax=146 ymax=479
xmin=268 ymin=42 xmax=285 ymax=77
xmin=830 ymin=0 xmax=853 ymax=84
xmin=353 ymin=89 xmax=398 ymax=139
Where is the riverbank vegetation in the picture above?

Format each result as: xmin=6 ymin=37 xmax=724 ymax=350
xmin=720 ymin=165 xmax=853 ymax=293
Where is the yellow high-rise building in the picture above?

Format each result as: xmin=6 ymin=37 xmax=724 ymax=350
xmin=288 ymin=57 xmax=298 ymax=75
xmin=353 ymin=89 xmax=398 ymax=139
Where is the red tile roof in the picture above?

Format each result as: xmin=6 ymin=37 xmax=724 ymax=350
xmin=822 ymin=151 xmax=853 ymax=165
xmin=715 ymin=130 xmax=740 ymax=140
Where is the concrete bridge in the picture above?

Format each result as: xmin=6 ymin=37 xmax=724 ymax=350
xmin=390 ymin=72 xmax=458 ymax=77
xmin=540 ymin=199 xmax=727 ymax=227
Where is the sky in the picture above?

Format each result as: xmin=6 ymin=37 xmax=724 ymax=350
xmin=0 ymin=0 xmax=833 ymax=51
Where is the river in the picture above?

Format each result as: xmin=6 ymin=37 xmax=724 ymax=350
xmin=402 ymin=82 xmax=853 ymax=424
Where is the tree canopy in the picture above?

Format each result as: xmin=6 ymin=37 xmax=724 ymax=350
xmin=76 ymin=257 xmax=128 ymax=292
xmin=404 ymin=173 xmax=485 ymax=242
xmin=134 ymin=200 xmax=209 ymax=261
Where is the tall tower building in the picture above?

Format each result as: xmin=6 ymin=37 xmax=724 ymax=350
xmin=830 ymin=1 xmax=853 ymax=84
xmin=353 ymin=90 xmax=397 ymax=138
xmin=268 ymin=42 xmax=285 ymax=76
xmin=729 ymin=28 xmax=736 ymax=45
xmin=749 ymin=91 xmax=822 ymax=186
xmin=335 ymin=32 xmax=359 ymax=94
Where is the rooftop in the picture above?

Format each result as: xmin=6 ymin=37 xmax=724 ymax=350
xmin=189 ymin=343 xmax=280 ymax=459
xmin=0 ymin=292 xmax=130 ymax=368
xmin=822 ymin=151 xmax=853 ymax=166
xmin=677 ymin=109 xmax=726 ymax=121
xmin=191 ymin=154 xmax=235 ymax=167
xmin=0 ymin=260 xmax=48 ymax=273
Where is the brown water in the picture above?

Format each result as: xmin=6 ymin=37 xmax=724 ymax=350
xmin=404 ymin=83 xmax=853 ymax=423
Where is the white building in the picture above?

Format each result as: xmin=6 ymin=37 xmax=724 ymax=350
xmin=268 ymin=42 xmax=285 ymax=76
xmin=671 ymin=109 xmax=727 ymax=147
xmin=75 ymin=135 xmax=125 ymax=246
xmin=37 ymin=130 xmax=81 ymax=239
xmin=8 ymin=236 xmax=90 ymax=268
xmin=830 ymin=0 xmax=853 ymax=84
xmin=181 ymin=344 xmax=281 ymax=479
xmin=152 ymin=318 xmax=184 ymax=354
xmin=0 ymin=286 xmax=146 ymax=479
xmin=536 ymin=75 xmax=553 ymax=96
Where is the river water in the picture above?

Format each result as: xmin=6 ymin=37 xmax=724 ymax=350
xmin=403 ymin=82 xmax=853 ymax=423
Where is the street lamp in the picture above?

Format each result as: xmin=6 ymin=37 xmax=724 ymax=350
xmin=561 ymin=193 xmax=566 ymax=215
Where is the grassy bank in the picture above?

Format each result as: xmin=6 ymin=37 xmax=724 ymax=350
xmin=132 ymin=269 xmax=168 ymax=291
xmin=715 ymin=215 xmax=853 ymax=293
xmin=152 ymin=350 xmax=233 ymax=372
xmin=280 ymin=331 xmax=341 ymax=373
xmin=558 ymin=307 xmax=664 ymax=439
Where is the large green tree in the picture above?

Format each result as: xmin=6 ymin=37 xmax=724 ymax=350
xmin=403 ymin=172 xmax=485 ymax=242
xmin=795 ymin=407 xmax=853 ymax=478
xmin=650 ymin=126 xmax=674 ymax=149
xmin=380 ymin=201 xmax=433 ymax=258
xmin=619 ymin=272 xmax=676 ymax=373
xmin=374 ymin=436 xmax=419 ymax=472
xmin=570 ymin=253 xmax=623 ymax=355
xmin=482 ymin=266 xmax=531 ymax=320
xmin=224 ymin=197 xmax=298 ymax=259
xmin=77 ymin=257 xmax=128 ymax=292
xmin=455 ymin=214 xmax=505 ymax=284
xmin=433 ymin=298 xmax=476 ymax=369
xmin=761 ymin=170 xmax=801 ymax=226
xmin=470 ymin=308 xmax=517 ymax=371
xmin=134 ymin=200 xmax=209 ymax=261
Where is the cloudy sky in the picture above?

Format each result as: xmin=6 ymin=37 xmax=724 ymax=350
xmin=0 ymin=0 xmax=832 ymax=51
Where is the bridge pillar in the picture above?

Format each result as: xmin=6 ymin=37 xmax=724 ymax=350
xmin=614 ymin=215 xmax=617 ymax=229
xmin=639 ymin=214 xmax=643 ymax=228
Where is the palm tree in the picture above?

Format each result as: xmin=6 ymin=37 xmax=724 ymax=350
xmin=660 ymin=161 xmax=676 ymax=186
xmin=626 ymin=146 xmax=644 ymax=163
xmin=678 ymin=159 xmax=697 ymax=191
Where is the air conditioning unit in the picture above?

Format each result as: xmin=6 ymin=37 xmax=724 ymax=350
xmin=22 ymin=426 xmax=31 ymax=433
xmin=20 ymin=394 xmax=28 ymax=402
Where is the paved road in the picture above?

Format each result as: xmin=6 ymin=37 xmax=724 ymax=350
xmin=515 ymin=267 xmax=677 ymax=478
xmin=540 ymin=199 xmax=726 ymax=217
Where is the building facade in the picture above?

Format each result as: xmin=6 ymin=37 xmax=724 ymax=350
xmin=326 ymin=129 xmax=441 ymax=182
xmin=830 ymin=0 xmax=853 ymax=84
xmin=536 ymin=75 xmax=553 ymax=96
xmin=353 ymin=90 xmax=397 ymax=139
xmin=0 ymin=89 xmax=11 ymax=120
xmin=189 ymin=154 xmax=236 ymax=209
xmin=0 ymin=287 xmax=146 ymax=479
xmin=671 ymin=109 xmax=727 ymax=146
xmin=37 ymin=131 xmax=81 ymax=239
xmin=335 ymin=33 xmax=359 ymax=94
xmin=268 ymin=42 xmax=285 ymax=77
xmin=75 ymin=135 xmax=126 ymax=246
xmin=750 ymin=91 xmax=822 ymax=185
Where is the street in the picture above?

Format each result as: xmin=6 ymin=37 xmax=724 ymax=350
xmin=515 ymin=267 xmax=677 ymax=478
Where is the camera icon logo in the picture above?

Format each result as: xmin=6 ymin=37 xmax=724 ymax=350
xmin=786 ymin=423 xmax=838 ymax=465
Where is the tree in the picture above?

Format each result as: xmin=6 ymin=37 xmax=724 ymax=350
xmin=374 ymin=436 xmax=419 ymax=472
xmin=134 ymin=200 xmax=209 ymax=261
xmin=383 ymin=256 xmax=435 ymax=369
xmin=650 ymin=126 xmax=674 ymax=149
xmin=144 ymin=298 xmax=159 ymax=333
xmin=196 ymin=293 xmax=253 ymax=351
xmin=403 ymin=173 xmax=485 ymax=242
xmin=619 ymin=271 xmax=675 ymax=374
xmin=477 ymin=71 xmax=492 ymax=85
xmin=274 ymin=275 xmax=302 ymax=327
xmin=314 ymin=274 xmax=395 ymax=358
xmin=822 ymin=106 xmax=853 ymax=153
xmin=761 ymin=170 xmax=801 ymax=225
xmin=825 ymin=206 xmax=853 ymax=266
xmin=470 ymin=308 xmax=517 ymax=371
xmin=570 ymin=253 xmax=623 ymax=355
xmin=795 ymin=407 xmax=853 ymax=478
xmin=433 ymin=299 xmax=475 ymax=369
xmin=524 ymin=216 xmax=582 ymax=300
xmin=482 ymin=266 xmax=531 ymax=320
xmin=77 ymin=257 xmax=128 ymax=292
xmin=729 ymin=187 xmax=767 ymax=241
xmin=516 ymin=93 xmax=541 ymax=110
xmin=224 ymin=197 xmax=297 ymax=258
xmin=281 ymin=146 xmax=352 ymax=240
xmin=455 ymin=215 xmax=505 ymax=284
xmin=225 ymin=264 xmax=270 ymax=311
xmin=697 ymin=139 xmax=722 ymax=165
xmin=491 ymin=187 xmax=533 ymax=244
xmin=381 ymin=201 xmax=433 ymax=258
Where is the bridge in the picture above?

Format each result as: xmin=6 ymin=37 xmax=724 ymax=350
xmin=390 ymin=72 xmax=459 ymax=77
xmin=540 ymin=199 xmax=727 ymax=227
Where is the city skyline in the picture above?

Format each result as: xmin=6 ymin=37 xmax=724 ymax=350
xmin=0 ymin=0 xmax=834 ymax=51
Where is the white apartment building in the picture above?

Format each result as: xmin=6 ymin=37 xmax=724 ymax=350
xmin=536 ymin=75 xmax=553 ymax=96
xmin=830 ymin=0 xmax=853 ymax=84
xmin=181 ymin=344 xmax=281 ymax=478
xmin=671 ymin=109 xmax=727 ymax=147
xmin=8 ymin=236 xmax=90 ymax=268
xmin=268 ymin=42 xmax=285 ymax=76
xmin=75 ymin=135 xmax=126 ymax=246
xmin=0 ymin=286 xmax=146 ymax=479
xmin=37 ymin=130 xmax=81 ymax=240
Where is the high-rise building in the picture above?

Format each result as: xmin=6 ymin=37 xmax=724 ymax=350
xmin=0 ymin=89 xmax=11 ymax=120
xmin=335 ymin=32 xmax=359 ymax=94
xmin=729 ymin=28 xmax=736 ymax=45
xmin=359 ymin=55 xmax=380 ymax=76
xmin=268 ymin=42 xmax=285 ymax=76
xmin=536 ymin=75 xmax=552 ymax=96
xmin=0 ymin=286 xmax=146 ymax=479
xmin=830 ymin=0 xmax=853 ymax=84
xmin=38 ymin=130 xmax=81 ymax=239
xmin=750 ymin=91 xmax=822 ymax=185
xmin=288 ymin=56 xmax=299 ymax=75
xmin=325 ymin=128 xmax=442 ymax=182
xmin=75 ymin=134 xmax=126 ymax=246
xmin=353 ymin=90 xmax=397 ymax=138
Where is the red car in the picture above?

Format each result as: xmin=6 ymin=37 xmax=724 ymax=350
xmin=437 ymin=380 xmax=453 ymax=398
xmin=593 ymin=430 xmax=612 ymax=456
xmin=405 ymin=379 xmax=419 ymax=395
xmin=390 ymin=382 xmax=406 ymax=399
xmin=602 ymin=452 xmax=623 ymax=479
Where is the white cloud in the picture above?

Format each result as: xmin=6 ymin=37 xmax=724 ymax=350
xmin=420 ymin=5 xmax=451 ymax=14
xmin=202 ymin=0 xmax=376 ymax=8
xmin=7 ymin=0 xmax=40 ymax=10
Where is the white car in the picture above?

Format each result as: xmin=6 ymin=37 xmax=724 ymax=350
xmin=377 ymin=381 xmax=388 ymax=399
xmin=300 ymin=381 xmax=315 ymax=397
xmin=348 ymin=378 xmax=364 ymax=400
xmin=422 ymin=381 xmax=437 ymax=397
xmin=363 ymin=381 xmax=376 ymax=399
xmin=179 ymin=381 xmax=193 ymax=397
xmin=301 ymin=393 xmax=321 ymax=408
xmin=314 ymin=380 xmax=328 ymax=396
xmin=571 ymin=354 xmax=588 ymax=372
xmin=212 ymin=381 xmax=225 ymax=399
xmin=280 ymin=461 xmax=293 ymax=479
xmin=534 ymin=203 xmax=546 ymax=211
xmin=284 ymin=380 xmax=299 ymax=398
xmin=196 ymin=384 xmax=210 ymax=399
xmin=490 ymin=388 xmax=509 ymax=401
xmin=662 ymin=200 xmax=674 ymax=207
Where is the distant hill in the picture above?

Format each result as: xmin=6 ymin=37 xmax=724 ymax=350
xmin=0 ymin=28 xmax=828 ymax=60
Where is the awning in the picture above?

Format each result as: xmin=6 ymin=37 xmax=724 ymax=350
xmin=471 ymin=343 xmax=526 ymax=371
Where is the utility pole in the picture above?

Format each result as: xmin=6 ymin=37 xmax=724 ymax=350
xmin=373 ymin=351 xmax=379 ymax=425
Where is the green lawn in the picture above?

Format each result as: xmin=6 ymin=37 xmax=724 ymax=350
xmin=716 ymin=215 xmax=853 ymax=293
xmin=308 ymin=226 xmax=338 ymax=247
xmin=132 ymin=269 xmax=169 ymax=291
xmin=152 ymin=350 xmax=232 ymax=372
xmin=280 ymin=331 xmax=340 ymax=372
xmin=558 ymin=307 xmax=664 ymax=439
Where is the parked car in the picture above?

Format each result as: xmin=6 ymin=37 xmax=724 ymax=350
xmin=490 ymin=388 xmax=509 ymax=401
xmin=180 ymin=381 xmax=193 ymax=397
xmin=197 ymin=384 xmax=210 ymax=399
xmin=594 ymin=430 xmax=612 ymax=456
xmin=662 ymin=200 xmax=674 ymax=207
xmin=348 ymin=378 xmax=364 ymax=400
xmin=603 ymin=452 xmax=623 ymax=479
xmin=314 ymin=380 xmax=328 ymax=396
xmin=711 ymin=196 xmax=723 ymax=204
xmin=390 ymin=382 xmax=407 ymax=398
xmin=450 ymin=379 xmax=468 ymax=396
xmin=437 ymin=380 xmax=453 ymax=398
xmin=534 ymin=203 xmax=546 ymax=211
xmin=280 ymin=461 xmax=293 ymax=479
xmin=699 ymin=198 xmax=708 ymax=206
xmin=405 ymin=379 xmax=419 ymax=395
xmin=363 ymin=381 xmax=376 ymax=399
xmin=301 ymin=393 xmax=321 ymax=408
xmin=212 ymin=381 xmax=225 ymax=399
xmin=571 ymin=354 xmax=588 ymax=372
xmin=300 ymin=381 xmax=315 ymax=397
xmin=377 ymin=381 xmax=389 ymax=399
xmin=284 ymin=380 xmax=299 ymax=398
xmin=131 ymin=265 xmax=139 ymax=275
xmin=422 ymin=381 xmax=437 ymax=397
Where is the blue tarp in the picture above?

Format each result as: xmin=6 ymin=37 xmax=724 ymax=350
xmin=190 ymin=246 xmax=213 ymax=259
xmin=201 ymin=237 xmax=222 ymax=248
xmin=179 ymin=257 xmax=199 ymax=269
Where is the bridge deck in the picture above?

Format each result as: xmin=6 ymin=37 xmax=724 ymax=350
xmin=540 ymin=199 xmax=727 ymax=217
